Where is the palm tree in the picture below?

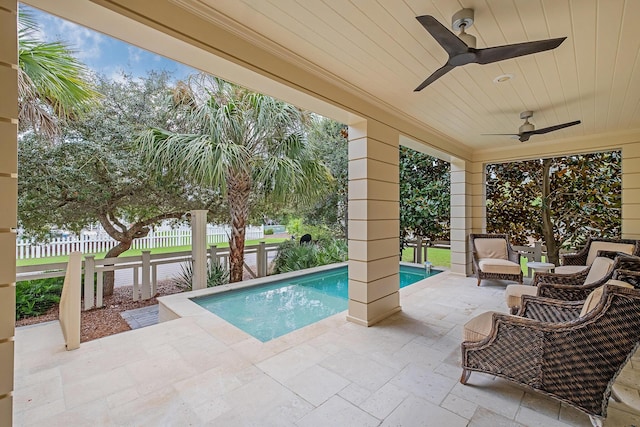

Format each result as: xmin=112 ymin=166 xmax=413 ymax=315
xmin=138 ymin=74 xmax=333 ymax=282
xmin=18 ymin=8 xmax=99 ymax=139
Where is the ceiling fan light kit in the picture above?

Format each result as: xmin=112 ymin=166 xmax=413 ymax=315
xmin=414 ymin=9 xmax=566 ymax=91
xmin=483 ymin=111 xmax=581 ymax=142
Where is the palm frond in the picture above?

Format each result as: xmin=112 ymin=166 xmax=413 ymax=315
xmin=17 ymin=8 xmax=100 ymax=138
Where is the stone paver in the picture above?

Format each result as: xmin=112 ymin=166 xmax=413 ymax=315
xmin=120 ymin=305 xmax=159 ymax=329
xmin=13 ymin=272 xmax=640 ymax=426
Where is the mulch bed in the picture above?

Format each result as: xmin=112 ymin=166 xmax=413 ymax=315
xmin=16 ymin=281 xmax=183 ymax=342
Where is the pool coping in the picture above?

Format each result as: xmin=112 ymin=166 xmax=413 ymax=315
xmin=157 ymin=261 xmax=443 ymax=324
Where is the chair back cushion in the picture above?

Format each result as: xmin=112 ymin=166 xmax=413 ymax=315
xmin=583 ymin=256 xmax=615 ymax=285
xmin=586 ymin=242 xmax=636 ymax=266
xmin=505 ymin=284 xmax=538 ymax=309
xmin=579 ymin=280 xmax=634 ymax=317
xmin=475 ymin=238 xmax=508 ymax=260
xmin=463 ymin=311 xmax=501 ymax=342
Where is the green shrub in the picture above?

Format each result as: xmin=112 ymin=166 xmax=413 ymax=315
xmin=286 ymin=218 xmax=304 ymax=235
xmin=264 ymin=228 xmax=274 ymax=235
xmin=273 ymin=238 xmax=347 ymax=274
xmin=16 ymin=277 xmax=64 ymax=320
xmin=174 ymin=260 xmax=229 ymax=291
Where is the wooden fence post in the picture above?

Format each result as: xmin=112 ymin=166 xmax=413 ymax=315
xmin=83 ymin=255 xmax=95 ymax=310
xmin=59 ymin=251 xmax=82 ymax=350
xmin=414 ymin=236 xmax=423 ymax=264
xmin=257 ymin=241 xmax=266 ymax=277
xmin=534 ymin=241 xmax=542 ymax=261
xmin=141 ymin=250 xmax=151 ymax=300
xmin=209 ymin=245 xmax=218 ymax=265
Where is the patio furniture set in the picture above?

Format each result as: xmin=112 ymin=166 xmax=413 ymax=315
xmin=464 ymin=234 xmax=640 ymax=427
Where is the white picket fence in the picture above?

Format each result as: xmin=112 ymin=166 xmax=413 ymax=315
xmin=16 ymin=242 xmax=282 ymax=310
xmin=16 ymin=225 xmax=264 ymax=260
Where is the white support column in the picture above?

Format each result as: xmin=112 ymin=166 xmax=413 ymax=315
xmin=622 ymin=142 xmax=640 ymax=239
xmin=0 ymin=1 xmax=17 ymax=423
xmin=190 ymin=210 xmax=208 ymax=290
xmin=450 ymin=158 xmax=485 ymax=276
xmin=347 ymin=119 xmax=400 ymax=326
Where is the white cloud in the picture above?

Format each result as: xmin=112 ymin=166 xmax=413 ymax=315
xmin=55 ymin=21 xmax=106 ymax=60
xmin=33 ymin=9 xmax=106 ymax=61
xmin=127 ymin=46 xmax=142 ymax=64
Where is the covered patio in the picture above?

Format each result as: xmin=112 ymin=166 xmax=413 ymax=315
xmin=2 ymin=0 xmax=640 ymax=425
xmin=13 ymin=272 xmax=640 ymax=426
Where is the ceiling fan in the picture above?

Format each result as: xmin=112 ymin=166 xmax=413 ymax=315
xmin=415 ymin=9 xmax=566 ymax=91
xmin=484 ymin=111 xmax=581 ymax=142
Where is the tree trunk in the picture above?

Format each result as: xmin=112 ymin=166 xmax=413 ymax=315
xmin=96 ymin=211 xmax=183 ymax=296
xmin=102 ymin=240 xmax=133 ymax=296
xmin=228 ymin=173 xmax=251 ymax=283
xmin=540 ymin=159 xmax=560 ymax=265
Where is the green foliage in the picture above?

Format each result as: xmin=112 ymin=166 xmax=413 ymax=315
xmin=264 ymin=228 xmax=274 ymax=235
xmin=18 ymin=72 xmax=223 ymax=242
xmin=286 ymin=218 xmax=304 ymax=235
xmin=400 ymin=146 xmax=450 ymax=245
xmin=486 ymin=151 xmax=622 ymax=264
xmin=137 ymin=74 xmax=334 ymax=282
xmin=15 ymin=277 xmax=63 ymax=320
xmin=302 ymin=117 xmax=348 ymax=237
xmin=174 ymin=260 xmax=230 ymax=291
xmin=18 ymin=6 xmax=99 ymax=138
xmin=272 ymin=238 xmax=348 ymax=274
xmin=286 ymin=218 xmax=335 ymax=241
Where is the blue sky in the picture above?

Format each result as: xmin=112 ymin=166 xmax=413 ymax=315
xmin=24 ymin=5 xmax=194 ymax=81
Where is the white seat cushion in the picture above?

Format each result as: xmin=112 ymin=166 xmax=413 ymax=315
xmin=478 ymin=258 xmax=521 ymax=275
xmin=505 ymin=284 xmax=538 ymax=309
xmin=554 ymin=265 xmax=589 ymax=274
xmin=474 ymin=238 xmax=508 ymax=260
xmin=583 ymin=256 xmax=615 ymax=284
xmin=463 ymin=311 xmax=501 ymax=342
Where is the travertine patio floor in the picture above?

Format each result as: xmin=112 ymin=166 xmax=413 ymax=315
xmin=13 ymin=271 xmax=640 ymax=426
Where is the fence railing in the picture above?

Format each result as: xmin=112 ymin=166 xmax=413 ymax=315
xmin=16 ymin=225 xmax=264 ymax=260
xmin=16 ymin=241 xmax=282 ymax=311
xmin=407 ymin=239 xmax=548 ymax=277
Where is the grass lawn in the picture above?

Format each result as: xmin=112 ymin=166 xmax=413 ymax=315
xmin=402 ymin=247 xmax=539 ymax=275
xmin=16 ymin=237 xmax=289 ymax=267
xmin=401 ymin=247 xmax=451 ymax=268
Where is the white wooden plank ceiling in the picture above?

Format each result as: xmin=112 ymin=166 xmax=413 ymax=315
xmin=176 ymin=0 xmax=640 ymax=151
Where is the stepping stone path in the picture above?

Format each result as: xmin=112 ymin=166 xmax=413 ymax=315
xmin=120 ymin=305 xmax=159 ymax=329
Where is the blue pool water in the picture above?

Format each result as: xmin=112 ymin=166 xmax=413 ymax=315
xmin=192 ymin=265 xmax=440 ymax=342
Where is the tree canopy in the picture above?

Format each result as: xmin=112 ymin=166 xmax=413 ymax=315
xmin=137 ymin=74 xmax=333 ymax=282
xmin=400 ymin=146 xmax=450 ymax=245
xmin=18 ymin=72 xmax=222 ymax=294
xmin=302 ymin=117 xmax=348 ymax=238
xmin=486 ymin=151 xmax=621 ymax=264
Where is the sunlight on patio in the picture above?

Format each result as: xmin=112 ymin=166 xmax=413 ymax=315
xmin=13 ymin=272 xmax=640 ymax=426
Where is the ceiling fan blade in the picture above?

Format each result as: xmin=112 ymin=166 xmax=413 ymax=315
xmin=416 ymin=15 xmax=469 ymax=56
xmin=475 ymin=37 xmax=566 ymax=64
xmin=414 ymin=64 xmax=455 ymax=91
xmin=530 ymin=120 xmax=581 ymax=135
xmin=481 ymin=133 xmax=520 ymax=136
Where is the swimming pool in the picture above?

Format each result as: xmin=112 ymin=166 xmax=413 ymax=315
xmin=192 ymin=264 xmax=440 ymax=342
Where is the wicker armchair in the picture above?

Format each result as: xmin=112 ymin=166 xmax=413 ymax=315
xmin=504 ymin=253 xmax=640 ymax=313
xmin=470 ymin=233 xmax=523 ymax=286
xmin=536 ymin=253 xmax=640 ymax=301
xmin=556 ymin=237 xmax=640 ymax=274
xmin=462 ymin=284 xmax=640 ymax=427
